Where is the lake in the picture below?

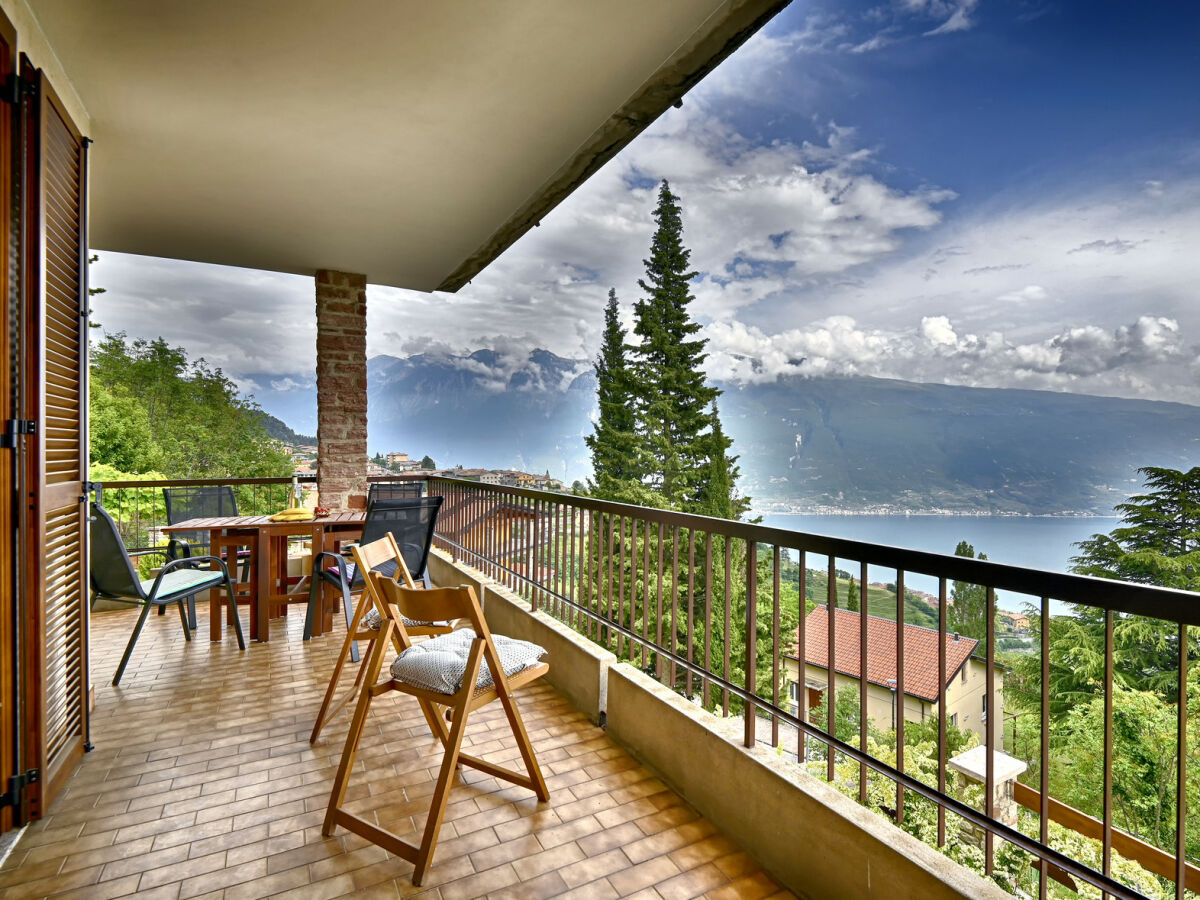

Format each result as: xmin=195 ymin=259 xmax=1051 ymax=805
xmin=756 ymin=513 xmax=1121 ymax=613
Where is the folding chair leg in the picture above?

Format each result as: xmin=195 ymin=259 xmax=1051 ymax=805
xmin=413 ymin=702 xmax=471 ymax=885
xmin=113 ymin=601 xmax=155 ymax=686
xmin=311 ymin=595 xmax=372 ymax=744
xmin=323 ymin=622 xmax=393 ymax=832
xmin=187 ymin=595 xmax=198 ymax=630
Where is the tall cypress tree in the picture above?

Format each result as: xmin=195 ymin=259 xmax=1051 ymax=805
xmin=632 ymin=181 xmax=719 ymax=508
xmin=585 ymin=289 xmax=639 ymax=495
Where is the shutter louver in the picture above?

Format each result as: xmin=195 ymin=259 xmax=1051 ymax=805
xmin=21 ymin=64 xmax=89 ymax=811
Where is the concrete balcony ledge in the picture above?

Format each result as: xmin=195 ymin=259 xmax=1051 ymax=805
xmin=607 ymin=663 xmax=1011 ymax=900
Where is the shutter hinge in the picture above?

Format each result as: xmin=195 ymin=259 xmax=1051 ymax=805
xmin=0 ymin=74 xmax=34 ymax=105
xmin=0 ymin=769 xmax=39 ymax=810
xmin=0 ymin=419 xmax=36 ymax=449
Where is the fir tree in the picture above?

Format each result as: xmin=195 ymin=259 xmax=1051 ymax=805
xmin=585 ymin=288 xmax=639 ymax=496
xmin=631 ymin=181 xmax=718 ymax=508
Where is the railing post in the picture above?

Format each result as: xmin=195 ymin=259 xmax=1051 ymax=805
xmin=745 ymin=539 xmax=757 ymax=749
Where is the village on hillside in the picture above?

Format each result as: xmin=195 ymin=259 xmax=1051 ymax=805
xmin=288 ymin=446 xmax=565 ymax=492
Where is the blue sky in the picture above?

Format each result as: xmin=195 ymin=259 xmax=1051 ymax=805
xmin=93 ymin=0 xmax=1200 ymax=430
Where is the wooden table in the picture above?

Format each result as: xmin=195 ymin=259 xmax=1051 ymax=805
xmin=162 ymin=511 xmax=365 ymax=642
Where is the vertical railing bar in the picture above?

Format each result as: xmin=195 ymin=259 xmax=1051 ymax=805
xmin=686 ymin=529 xmax=696 ymax=698
xmin=827 ymin=555 xmax=837 ymax=782
xmin=670 ymin=527 xmax=680 ymax=689
xmin=703 ymin=532 xmax=713 ymax=710
xmin=937 ymin=575 xmax=948 ymax=847
xmin=618 ymin=516 xmax=627 ymax=659
xmin=860 ymin=559 xmax=870 ymax=806
xmin=586 ymin=510 xmax=595 ymax=640
xmin=569 ymin=507 xmax=577 ymax=630
xmin=896 ymin=569 xmax=905 ymax=824
xmin=656 ymin=523 xmax=665 ymax=678
xmin=772 ymin=545 xmax=781 ymax=749
xmin=1176 ymin=621 xmax=1187 ymax=899
xmin=723 ymin=536 xmax=732 ymax=717
xmin=630 ymin=518 xmax=638 ymax=661
xmin=985 ymin=585 xmax=995 ymax=875
xmin=1039 ymin=595 xmax=1050 ymax=900
xmin=605 ymin=512 xmax=615 ymax=651
xmin=1103 ymin=609 xmax=1114 ymax=891
xmin=642 ymin=519 xmax=651 ymax=670
xmin=745 ymin=539 xmax=758 ymax=749
xmin=797 ymin=549 xmax=807 ymax=763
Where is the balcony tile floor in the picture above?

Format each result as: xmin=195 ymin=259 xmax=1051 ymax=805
xmin=0 ymin=602 xmax=793 ymax=899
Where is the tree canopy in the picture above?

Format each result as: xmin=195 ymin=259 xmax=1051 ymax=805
xmin=90 ymin=332 xmax=292 ymax=479
xmin=948 ymin=540 xmax=988 ymax=640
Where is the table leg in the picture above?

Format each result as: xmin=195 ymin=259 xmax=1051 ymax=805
xmin=255 ymin=527 xmax=270 ymax=642
xmin=209 ymin=528 xmax=224 ymax=643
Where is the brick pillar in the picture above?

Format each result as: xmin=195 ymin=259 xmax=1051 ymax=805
xmin=315 ymin=269 xmax=368 ymax=510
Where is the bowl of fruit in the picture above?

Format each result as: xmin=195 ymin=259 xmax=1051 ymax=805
xmin=313 ymin=507 xmax=330 ymax=518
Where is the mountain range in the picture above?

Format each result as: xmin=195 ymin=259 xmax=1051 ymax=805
xmin=249 ymin=348 xmax=1200 ymax=515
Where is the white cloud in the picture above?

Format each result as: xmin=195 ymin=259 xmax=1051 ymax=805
xmin=704 ymin=313 xmax=1196 ymax=403
xmin=997 ymin=284 xmax=1047 ymax=303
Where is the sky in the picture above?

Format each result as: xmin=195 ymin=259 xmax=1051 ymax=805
xmin=92 ymin=0 xmax=1200 ymax=428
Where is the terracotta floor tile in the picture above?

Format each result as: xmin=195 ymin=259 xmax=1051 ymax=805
xmin=0 ymin=606 xmax=786 ymax=900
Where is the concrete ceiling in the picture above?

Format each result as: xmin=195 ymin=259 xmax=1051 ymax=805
xmin=28 ymin=0 xmax=788 ymax=292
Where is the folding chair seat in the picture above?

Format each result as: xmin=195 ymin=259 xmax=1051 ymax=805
xmin=309 ymin=534 xmax=454 ymax=743
xmin=323 ymin=576 xmax=549 ymax=885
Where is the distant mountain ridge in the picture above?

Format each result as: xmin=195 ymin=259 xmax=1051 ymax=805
xmin=259 ymin=348 xmax=1200 ymax=515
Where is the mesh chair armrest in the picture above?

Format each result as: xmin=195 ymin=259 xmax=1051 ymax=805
xmin=313 ymin=551 xmax=350 ymax=586
xmin=166 ymin=538 xmax=194 ymax=560
xmin=145 ymin=555 xmax=230 ymax=600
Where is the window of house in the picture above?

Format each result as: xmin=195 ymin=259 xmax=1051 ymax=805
xmin=982 ymin=693 xmax=988 ymax=721
xmin=949 ymin=713 xmax=957 ymax=728
xmin=961 ymin=666 xmax=967 ymax=684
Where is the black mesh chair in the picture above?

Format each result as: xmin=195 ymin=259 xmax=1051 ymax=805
xmin=366 ymin=481 xmax=423 ymax=504
xmin=162 ymin=485 xmax=247 ymax=565
xmin=90 ymin=502 xmax=246 ymax=685
xmin=163 ymin=485 xmax=252 ymax=626
xmin=304 ymin=496 xmax=443 ymax=647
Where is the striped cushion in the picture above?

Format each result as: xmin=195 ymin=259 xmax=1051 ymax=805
xmin=389 ymin=629 xmax=546 ymax=695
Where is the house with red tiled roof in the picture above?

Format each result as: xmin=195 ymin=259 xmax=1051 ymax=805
xmin=784 ymin=606 xmax=1004 ymax=745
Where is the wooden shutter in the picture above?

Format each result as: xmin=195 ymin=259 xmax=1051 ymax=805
xmin=0 ymin=8 xmax=17 ymax=834
xmin=18 ymin=57 xmax=89 ymax=817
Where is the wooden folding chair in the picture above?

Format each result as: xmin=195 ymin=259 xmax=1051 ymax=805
xmin=323 ymin=577 xmax=550 ymax=886
xmin=310 ymin=534 xmax=454 ymax=743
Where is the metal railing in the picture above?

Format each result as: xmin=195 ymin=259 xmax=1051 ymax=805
xmin=427 ymin=476 xmax=1198 ymax=900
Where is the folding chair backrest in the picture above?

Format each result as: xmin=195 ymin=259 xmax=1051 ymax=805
xmin=163 ymin=485 xmax=240 ymax=557
xmin=89 ymin=502 xmax=145 ymax=600
xmin=352 ymin=534 xmax=416 ymax=590
xmin=367 ymin=481 xmax=423 ymax=504
xmin=359 ymin=496 xmax=443 ymax=580
xmin=373 ymin=578 xmax=479 ymax=635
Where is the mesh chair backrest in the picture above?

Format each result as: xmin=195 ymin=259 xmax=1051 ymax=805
xmin=90 ymin=502 xmax=144 ymax=600
xmin=360 ymin=496 xmax=443 ymax=580
xmin=163 ymin=485 xmax=239 ymax=556
xmin=367 ymin=481 xmax=423 ymax=504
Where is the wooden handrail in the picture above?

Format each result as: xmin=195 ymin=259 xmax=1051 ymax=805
xmin=1013 ymin=780 xmax=1198 ymax=890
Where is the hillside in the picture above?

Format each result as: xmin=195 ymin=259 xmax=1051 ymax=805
xmin=257 ymin=349 xmax=1200 ymax=515
xmin=257 ymin=412 xmax=315 ymax=446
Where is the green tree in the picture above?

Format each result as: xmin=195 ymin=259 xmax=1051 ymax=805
xmin=630 ymin=181 xmax=720 ymax=509
xmin=90 ymin=333 xmax=291 ymax=478
xmin=949 ymin=540 xmax=988 ymax=640
xmin=420 ymin=455 xmax=436 ymax=470
xmin=1072 ymin=466 xmax=1200 ymax=590
xmin=89 ymin=380 xmax=164 ymax=473
xmin=585 ymin=288 xmax=640 ymax=497
xmin=846 ymin=576 xmax=860 ymax=612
